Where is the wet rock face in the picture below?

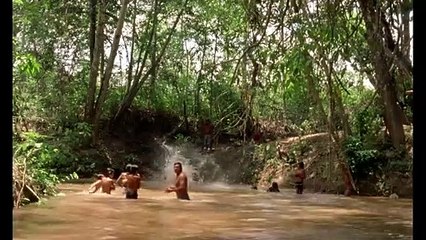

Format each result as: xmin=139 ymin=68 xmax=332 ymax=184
xmin=111 ymin=108 xmax=183 ymax=138
xmin=386 ymin=174 xmax=412 ymax=198
xmin=355 ymin=174 xmax=412 ymax=198
xmin=76 ymin=135 xmax=167 ymax=179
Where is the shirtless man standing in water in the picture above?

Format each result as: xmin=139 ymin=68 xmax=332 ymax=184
xmin=88 ymin=172 xmax=115 ymax=194
xmin=165 ymin=162 xmax=190 ymax=200
xmin=116 ymin=164 xmax=132 ymax=187
xmin=118 ymin=165 xmax=141 ymax=199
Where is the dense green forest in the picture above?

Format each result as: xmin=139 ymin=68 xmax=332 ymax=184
xmin=13 ymin=0 xmax=413 ymax=207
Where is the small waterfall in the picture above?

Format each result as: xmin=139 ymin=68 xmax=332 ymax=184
xmin=157 ymin=142 xmax=256 ymax=192
xmin=159 ymin=142 xmax=196 ymax=185
xmin=159 ymin=141 xmax=230 ymax=185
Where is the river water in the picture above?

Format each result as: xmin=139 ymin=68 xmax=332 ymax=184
xmin=13 ymin=143 xmax=413 ymax=239
xmin=13 ymin=181 xmax=412 ymax=240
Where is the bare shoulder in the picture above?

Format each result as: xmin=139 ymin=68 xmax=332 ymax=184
xmin=179 ymin=172 xmax=188 ymax=180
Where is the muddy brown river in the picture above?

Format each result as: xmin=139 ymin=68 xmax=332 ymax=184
xmin=13 ymin=182 xmax=412 ymax=240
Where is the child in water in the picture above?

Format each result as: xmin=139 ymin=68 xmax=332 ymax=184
xmin=294 ymin=162 xmax=306 ymax=194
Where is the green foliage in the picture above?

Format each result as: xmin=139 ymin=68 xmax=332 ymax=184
xmin=12 ymin=0 xmax=412 ymax=198
xmin=104 ymin=87 xmax=126 ymax=116
xmin=124 ymin=154 xmax=139 ymax=165
xmin=61 ymin=122 xmax=92 ymax=148
xmin=174 ymin=133 xmax=191 ymax=143
xmin=255 ymin=47 xmax=312 ymax=125
xmin=344 ymin=87 xmax=382 ymax=140
xmin=239 ymin=144 xmax=276 ymax=185
xmin=343 ymin=136 xmax=381 ymax=180
xmin=15 ymin=53 xmax=41 ymax=76
xmin=289 ymin=140 xmax=312 ymax=159
xmin=344 ymin=135 xmax=411 ymax=185
xmin=209 ymin=82 xmax=245 ymax=132
xmin=13 ymin=132 xmax=80 ymax=199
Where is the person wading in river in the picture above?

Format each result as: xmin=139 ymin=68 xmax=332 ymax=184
xmin=118 ymin=164 xmax=141 ymax=199
xmin=165 ymin=162 xmax=190 ymax=200
xmin=116 ymin=164 xmax=132 ymax=187
xmin=294 ymin=162 xmax=306 ymax=194
xmin=267 ymin=182 xmax=280 ymax=192
xmin=88 ymin=172 xmax=116 ymax=194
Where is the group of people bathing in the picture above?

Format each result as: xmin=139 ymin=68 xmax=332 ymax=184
xmin=88 ymin=161 xmax=190 ymax=200
xmin=88 ymin=160 xmax=306 ymax=200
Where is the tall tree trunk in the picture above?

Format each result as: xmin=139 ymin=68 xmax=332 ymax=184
xmin=334 ymin=83 xmax=352 ymax=138
xmin=209 ymin=33 xmax=218 ymax=118
xmin=183 ymin=99 xmax=189 ymax=132
xmin=318 ymin=56 xmax=351 ymax=136
xmin=326 ymin=59 xmax=356 ymax=196
xmin=194 ymin=33 xmax=207 ymax=117
xmin=358 ymin=0 xmax=405 ymax=148
xmin=149 ymin=0 xmax=158 ymax=107
xmin=126 ymin=0 xmax=137 ymax=93
xmin=92 ymin=0 xmax=131 ymax=144
xmin=113 ymin=0 xmax=188 ymax=123
xmin=401 ymin=0 xmax=412 ymax=58
xmin=183 ymin=26 xmax=190 ymax=132
xmin=89 ymin=0 xmax=97 ymax=64
xmin=85 ymin=0 xmax=105 ymax=122
xmin=304 ymin=57 xmax=328 ymax=130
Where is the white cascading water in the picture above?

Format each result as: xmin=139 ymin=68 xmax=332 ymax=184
xmin=160 ymin=142 xmax=196 ymax=186
xmin=159 ymin=141 xmax=230 ymax=185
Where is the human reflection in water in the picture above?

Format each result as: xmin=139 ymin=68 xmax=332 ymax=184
xmin=165 ymin=162 xmax=190 ymax=200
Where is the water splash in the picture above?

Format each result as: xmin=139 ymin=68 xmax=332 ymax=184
xmin=159 ymin=141 xmax=227 ymax=186
xmin=159 ymin=142 xmax=196 ymax=185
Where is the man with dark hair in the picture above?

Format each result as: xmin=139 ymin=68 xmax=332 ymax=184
xmin=118 ymin=164 xmax=141 ymax=199
xmin=88 ymin=172 xmax=115 ymax=194
xmin=116 ymin=164 xmax=132 ymax=186
xmin=165 ymin=162 xmax=190 ymax=200
xmin=106 ymin=168 xmax=115 ymax=179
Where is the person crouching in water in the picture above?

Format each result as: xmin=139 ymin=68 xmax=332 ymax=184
xmin=118 ymin=164 xmax=141 ymax=199
xmin=165 ymin=162 xmax=190 ymax=200
xmin=294 ymin=162 xmax=306 ymax=194
xmin=88 ymin=170 xmax=116 ymax=194
xmin=267 ymin=182 xmax=280 ymax=192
